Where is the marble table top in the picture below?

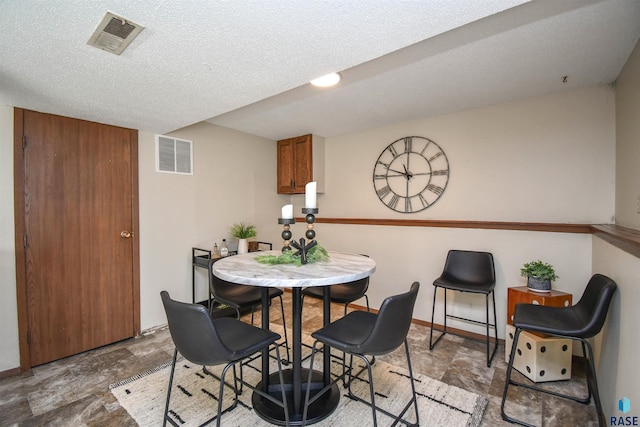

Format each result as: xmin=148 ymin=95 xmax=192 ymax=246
xmin=211 ymin=251 xmax=376 ymax=288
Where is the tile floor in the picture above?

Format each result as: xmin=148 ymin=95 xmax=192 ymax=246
xmin=0 ymin=292 xmax=598 ymax=426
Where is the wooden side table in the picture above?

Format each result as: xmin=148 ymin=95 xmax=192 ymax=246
xmin=506 ymin=286 xmax=574 ymax=382
xmin=507 ymin=286 xmax=572 ymax=325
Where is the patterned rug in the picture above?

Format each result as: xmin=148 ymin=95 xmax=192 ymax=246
xmin=111 ymin=334 xmax=487 ymax=426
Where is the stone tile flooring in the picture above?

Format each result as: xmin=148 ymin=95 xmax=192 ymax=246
xmin=0 ymin=291 xmax=598 ymax=426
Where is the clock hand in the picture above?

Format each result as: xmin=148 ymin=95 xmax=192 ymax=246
xmin=386 ymin=172 xmax=408 ymax=178
xmin=387 ymin=167 xmax=409 ymax=177
xmin=401 ymin=158 xmax=413 ymax=179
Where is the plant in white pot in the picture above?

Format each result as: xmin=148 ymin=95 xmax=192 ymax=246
xmin=520 ymin=260 xmax=558 ymax=292
xmin=230 ymin=222 xmax=257 ymax=255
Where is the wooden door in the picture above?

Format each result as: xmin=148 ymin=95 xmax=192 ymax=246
xmin=16 ymin=109 xmax=139 ymax=367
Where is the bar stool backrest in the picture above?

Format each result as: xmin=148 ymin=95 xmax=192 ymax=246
xmin=441 ymin=250 xmax=495 ymax=286
xmin=359 ymin=282 xmax=420 ymax=355
xmin=572 ymin=273 xmax=617 ymax=338
xmin=161 ymin=291 xmax=232 ymax=366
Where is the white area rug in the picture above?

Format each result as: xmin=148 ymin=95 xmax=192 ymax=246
xmin=111 ymin=334 xmax=487 ymax=426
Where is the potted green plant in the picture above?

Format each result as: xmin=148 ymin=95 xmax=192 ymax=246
xmin=520 ymin=260 xmax=558 ymax=292
xmin=230 ymin=222 xmax=257 ymax=254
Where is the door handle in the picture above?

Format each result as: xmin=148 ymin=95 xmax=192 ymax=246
xmin=120 ymin=230 xmax=134 ymax=238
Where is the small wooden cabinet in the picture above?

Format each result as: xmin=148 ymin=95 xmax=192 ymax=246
xmin=506 ymin=286 xmax=574 ymax=382
xmin=277 ymin=134 xmax=325 ymax=194
xmin=507 ymin=286 xmax=572 ymax=325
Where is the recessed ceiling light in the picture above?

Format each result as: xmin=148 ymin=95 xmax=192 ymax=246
xmin=310 ymin=73 xmax=341 ymax=87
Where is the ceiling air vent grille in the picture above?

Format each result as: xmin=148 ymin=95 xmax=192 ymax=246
xmin=87 ymin=11 xmax=144 ymax=55
xmin=156 ymin=135 xmax=193 ymax=175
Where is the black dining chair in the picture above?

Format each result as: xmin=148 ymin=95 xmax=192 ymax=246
xmin=301 ymin=276 xmax=370 ymax=315
xmin=301 ymin=255 xmax=371 ymax=316
xmin=429 ymin=249 xmax=498 ymax=366
xmin=208 ymin=258 xmax=290 ymax=363
xmin=301 ymin=276 xmax=372 ymax=380
xmin=302 ymin=282 xmax=421 ymax=427
xmin=160 ymin=291 xmax=290 ymax=427
xmin=501 ymin=274 xmax=617 ymax=427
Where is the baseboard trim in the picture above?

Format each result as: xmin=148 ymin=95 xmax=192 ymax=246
xmin=0 ymin=366 xmax=23 ymax=379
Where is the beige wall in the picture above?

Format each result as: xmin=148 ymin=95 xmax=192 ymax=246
xmin=592 ymin=238 xmax=640 ymax=420
xmin=317 ymin=85 xmax=616 ymax=223
xmin=0 ymin=67 xmax=632 ymax=403
xmin=284 ymin=85 xmax=615 ymax=339
xmin=595 ymin=38 xmax=640 ymax=419
xmin=0 ymin=105 xmax=19 ymax=370
xmin=615 ymin=40 xmax=640 ymax=229
xmin=138 ymin=122 xmax=288 ymax=329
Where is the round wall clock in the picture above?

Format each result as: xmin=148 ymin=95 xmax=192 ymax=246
xmin=372 ymin=136 xmax=450 ymax=213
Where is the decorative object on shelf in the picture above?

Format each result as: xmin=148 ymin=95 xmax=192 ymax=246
xmin=520 ymin=260 xmax=558 ymax=292
xmin=220 ymin=239 xmax=229 ymax=257
xmin=373 ymin=136 xmax=449 ymax=213
xmin=230 ymin=222 xmax=257 ymax=255
xmin=211 ymin=243 xmax=221 ymax=259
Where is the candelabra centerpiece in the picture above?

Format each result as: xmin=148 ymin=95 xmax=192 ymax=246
xmin=275 ymin=182 xmax=320 ymax=265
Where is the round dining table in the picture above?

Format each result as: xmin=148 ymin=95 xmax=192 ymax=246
xmin=212 ymin=251 xmax=376 ymax=426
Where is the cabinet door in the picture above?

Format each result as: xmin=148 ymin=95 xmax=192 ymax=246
xmin=277 ymin=139 xmax=295 ymax=193
xmin=292 ymin=135 xmax=312 ymax=193
xmin=277 ymin=134 xmax=312 ymax=194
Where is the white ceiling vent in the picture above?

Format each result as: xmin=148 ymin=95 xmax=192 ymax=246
xmin=87 ymin=11 xmax=144 ymax=55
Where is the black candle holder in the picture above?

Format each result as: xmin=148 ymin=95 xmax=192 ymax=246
xmin=278 ymin=208 xmax=319 ymax=264
xmin=278 ymin=218 xmax=295 ymax=252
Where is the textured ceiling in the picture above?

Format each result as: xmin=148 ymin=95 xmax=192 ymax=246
xmin=1 ymin=1 xmax=639 ymax=140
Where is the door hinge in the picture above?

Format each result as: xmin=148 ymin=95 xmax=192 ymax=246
xmin=22 ymin=136 xmax=27 ymax=149
xmin=23 ymin=234 xmax=27 ymax=248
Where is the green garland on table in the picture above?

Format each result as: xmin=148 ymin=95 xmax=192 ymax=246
xmin=255 ymin=245 xmax=329 ymax=266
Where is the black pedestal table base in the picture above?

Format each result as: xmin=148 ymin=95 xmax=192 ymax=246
xmin=252 ymin=369 xmax=340 ymax=426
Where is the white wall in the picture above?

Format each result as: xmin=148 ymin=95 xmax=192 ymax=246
xmin=592 ymin=238 xmax=640 ymax=420
xmin=287 ymin=85 xmax=615 ymax=338
xmin=314 ymin=224 xmax=591 ymax=339
xmin=0 ymin=105 xmax=19 ymax=371
xmin=0 ymin=84 xmax=620 ymax=373
xmin=313 ymin=85 xmax=616 ymax=223
xmin=138 ymin=122 xmax=289 ymax=330
xmin=615 ymin=40 xmax=640 ymax=229
xmin=595 ymin=38 xmax=640 ymax=419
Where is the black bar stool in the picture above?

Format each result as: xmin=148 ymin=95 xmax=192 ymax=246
xmin=429 ymin=249 xmax=498 ymax=367
xmin=501 ymin=274 xmax=617 ymax=427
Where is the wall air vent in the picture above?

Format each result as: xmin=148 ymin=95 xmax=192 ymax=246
xmin=156 ymin=135 xmax=193 ymax=175
xmin=87 ymin=11 xmax=144 ymax=55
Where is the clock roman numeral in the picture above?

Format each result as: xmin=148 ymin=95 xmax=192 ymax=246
xmin=427 ymin=184 xmax=444 ymax=195
xmin=377 ymin=160 xmax=390 ymax=168
xmin=418 ymin=193 xmax=430 ymax=208
xmin=403 ymin=137 xmax=412 ymax=153
xmin=374 ymin=174 xmax=387 ymax=180
xmin=420 ymin=139 xmax=431 ymax=155
xmin=428 ymin=151 xmax=443 ymax=162
xmin=376 ymin=185 xmax=391 ymax=198
xmin=388 ymin=145 xmax=398 ymax=157
xmin=388 ymin=194 xmax=399 ymax=209
xmin=405 ymin=197 xmax=412 ymax=212
xmin=432 ymin=169 xmax=448 ymax=176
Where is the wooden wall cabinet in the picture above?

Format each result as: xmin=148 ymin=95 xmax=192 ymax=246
xmin=277 ymin=134 xmax=324 ymax=194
